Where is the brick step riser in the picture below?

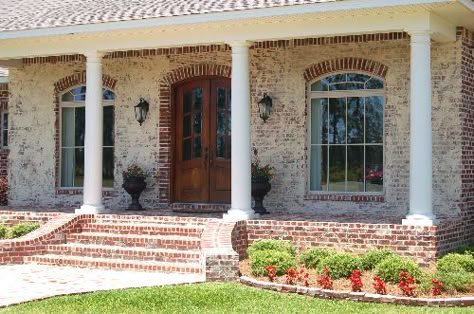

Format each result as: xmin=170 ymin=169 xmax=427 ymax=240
xmin=46 ymin=247 xmax=201 ymax=263
xmin=66 ymin=235 xmax=201 ymax=250
xmin=81 ymin=225 xmax=203 ymax=237
xmin=94 ymin=218 xmax=208 ymax=226
xmin=24 ymin=257 xmax=202 ymax=274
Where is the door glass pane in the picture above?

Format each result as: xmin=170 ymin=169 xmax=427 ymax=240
xmin=310 ymin=145 xmax=327 ymax=191
xmin=61 ymin=148 xmax=74 ymax=187
xmin=311 ymin=98 xmax=328 ymax=145
xmin=193 ymin=137 xmax=202 ymax=158
xmin=366 ymin=145 xmax=383 ymax=192
xmin=216 ymin=135 xmax=225 ymax=158
xmin=217 ymin=112 xmax=226 ymax=134
xmin=74 ymin=148 xmax=84 ymax=187
xmin=183 ymin=115 xmax=191 ymax=138
xmin=227 ymin=135 xmax=231 ymax=159
xmin=103 ymin=147 xmax=114 ymax=188
xmin=365 ymin=96 xmax=384 ymax=143
xmin=61 ymin=107 xmax=74 ymax=147
xmin=193 ymin=112 xmax=202 ymax=134
xmin=194 ymin=88 xmax=203 ymax=111
xmin=103 ymin=106 xmax=115 ymax=146
xmin=217 ymin=88 xmax=226 ymax=109
xmin=329 ymin=98 xmax=346 ymax=144
xmin=347 ymin=97 xmax=364 ymax=144
xmin=347 ymin=146 xmax=364 ymax=192
xmin=228 ymin=110 xmax=231 ymax=135
xmin=182 ymin=138 xmax=191 ymax=161
xmin=75 ymin=107 xmax=85 ymax=146
xmin=183 ymin=91 xmax=192 ymax=114
xmin=328 ymin=146 xmax=345 ymax=191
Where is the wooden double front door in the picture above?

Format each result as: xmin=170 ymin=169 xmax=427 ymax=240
xmin=174 ymin=78 xmax=231 ymax=203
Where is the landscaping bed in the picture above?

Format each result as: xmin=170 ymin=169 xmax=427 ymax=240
xmin=0 ymin=222 xmax=40 ymax=240
xmin=241 ymin=239 xmax=474 ymax=302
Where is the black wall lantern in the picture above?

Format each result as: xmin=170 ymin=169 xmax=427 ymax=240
xmin=258 ymin=93 xmax=273 ymax=122
xmin=134 ymin=97 xmax=149 ymax=126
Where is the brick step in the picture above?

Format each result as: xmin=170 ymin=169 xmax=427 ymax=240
xmin=94 ymin=216 xmax=208 ymax=226
xmin=81 ymin=222 xmax=204 ymax=237
xmin=24 ymin=254 xmax=203 ymax=273
xmin=66 ymin=232 xmax=201 ymax=250
xmin=47 ymin=243 xmax=201 ymax=263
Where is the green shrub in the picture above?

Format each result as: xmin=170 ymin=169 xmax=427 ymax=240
xmin=7 ymin=222 xmax=40 ymax=239
xmin=247 ymin=239 xmax=296 ymax=257
xmin=0 ymin=224 xmax=7 ymax=239
xmin=360 ymin=249 xmax=395 ymax=270
xmin=435 ymin=267 xmax=474 ymax=292
xmin=437 ymin=253 xmax=474 ymax=273
xmin=318 ymin=252 xmax=362 ymax=279
xmin=375 ymin=255 xmax=422 ymax=284
xmin=250 ymin=250 xmax=297 ymax=276
xmin=452 ymin=243 xmax=474 ymax=257
xmin=299 ymin=248 xmax=335 ymax=269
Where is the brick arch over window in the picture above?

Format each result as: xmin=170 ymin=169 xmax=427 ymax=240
xmin=303 ymin=57 xmax=389 ymax=82
xmin=53 ymin=71 xmax=117 ymax=190
xmin=158 ymin=64 xmax=231 ymax=205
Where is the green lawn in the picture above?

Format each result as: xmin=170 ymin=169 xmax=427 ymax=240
xmin=1 ymin=282 xmax=472 ymax=314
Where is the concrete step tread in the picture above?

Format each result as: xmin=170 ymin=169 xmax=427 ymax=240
xmin=47 ymin=243 xmax=201 ymax=255
xmin=68 ymin=232 xmax=201 ymax=241
xmin=83 ymin=222 xmax=204 ymax=229
xmin=26 ymin=254 xmax=202 ymax=270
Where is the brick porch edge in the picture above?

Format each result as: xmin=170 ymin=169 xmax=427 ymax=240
xmin=240 ymin=276 xmax=474 ymax=307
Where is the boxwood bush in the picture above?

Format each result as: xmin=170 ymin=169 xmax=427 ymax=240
xmin=247 ymin=239 xmax=296 ymax=257
xmin=250 ymin=250 xmax=297 ymax=276
xmin=299 ymin=248 xmax=335 ymax=269
xmin=318 ymin=252 xmax=362 ymax=279
xmin=435 ymin=266 xmax=474 ymax=292
xmin=437 ymin=253 xmax=474 ymax=273
xmin=375 ymin=255 xmax=422 ymax=283
xmin=0 ymin=224 xmax=7 ymax=239
xmin=360 ymin=249 xmax=395 ymax=270
xmin=7 ymin=222 xmax=40 ymax=239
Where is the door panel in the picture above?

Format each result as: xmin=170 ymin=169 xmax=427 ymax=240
xmin=175 ymin=80 xmax=210 ymax=202
xmin=174 ymin=78 xmax=231 ymax=204
xmin=210 ymin=80 xmax=231 ymax=202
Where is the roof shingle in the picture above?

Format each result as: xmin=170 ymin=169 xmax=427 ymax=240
xmin=0 ymin=0 xmax=338 ymax=32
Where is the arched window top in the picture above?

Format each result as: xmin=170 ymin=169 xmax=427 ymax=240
xmin=311 ymin=72 xmax=384 ymax=92
xmin=61 ymin=86 xmax=116 ymax=102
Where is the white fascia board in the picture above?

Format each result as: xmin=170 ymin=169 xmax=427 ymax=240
xmin=0 ymin=0 xmax=454 ymax=40
xmin=0 ymin=12 xmax=432 ymax=59
xmin=457 ymin=0 xmax=474 ymax=10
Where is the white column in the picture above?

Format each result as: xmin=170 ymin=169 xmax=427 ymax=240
xmin=224 ymin=41 xmax=256 ymax=221
xmin=76 ymin=51 xmax=105 ymax=214
xmin=403 ymin=31 xmax=436 ymax=225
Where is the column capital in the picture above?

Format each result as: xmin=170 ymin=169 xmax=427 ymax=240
xmin=407 ymin=30 xmax=432 ymax=43
xmin=83 ymin=51 xmax=106 ymax=62
xmin=226 ymin=41 xmax=253 ymax=49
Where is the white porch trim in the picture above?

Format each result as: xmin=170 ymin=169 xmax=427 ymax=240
xmin=76 ymin=51 xmax=106 ymax=214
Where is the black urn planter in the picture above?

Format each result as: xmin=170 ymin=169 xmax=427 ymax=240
xmin=251 ymin=176 xmax=271 ymax=215
xmin=122 ymin=176 xmax=147 ymax=211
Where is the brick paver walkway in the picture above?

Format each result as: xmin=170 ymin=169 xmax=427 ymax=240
xmin=0 ymin=264 xmax=205 ymax=307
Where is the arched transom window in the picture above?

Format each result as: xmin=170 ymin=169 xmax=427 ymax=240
xmin=309 ymin=72 xmax=385 ymax=193
xmin=60 ymin=86 xmax=115 ymax=188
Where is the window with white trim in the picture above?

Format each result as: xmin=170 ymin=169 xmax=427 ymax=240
xmin=309 ymin=72 xmax=384 ymax=193
xmin=60 ymin=86 xmax=115 ymax=188
xmin=1 ymin=111 xmax=7 ymax=148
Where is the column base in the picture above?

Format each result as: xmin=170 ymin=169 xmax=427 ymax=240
xmin=75 ymin=204 xmax=107 ymax=215
xmin=223 ymin=208 xmax=259 ymax=221
xmin=402 ymin=213 xmax=438 ymax=226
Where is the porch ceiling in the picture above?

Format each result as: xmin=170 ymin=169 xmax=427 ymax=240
xmin=0 ymin=1 xmax=471 ymax=60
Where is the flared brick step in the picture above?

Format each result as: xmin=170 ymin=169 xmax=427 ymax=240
xmin=81 ymin=222 xmax=203 ymax=237
xmin=46 ymin=243 xmax=201 ymax=263
xmin=66 ymin=232 xmax=201 ymax=250
xmin=24 ymin=254 xmax=203 ymax=273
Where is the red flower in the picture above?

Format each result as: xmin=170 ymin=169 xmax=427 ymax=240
xmin=398 ymin=271 xmax=416 ymax=297
xmin=317 ymin=266 xmax=333 ymax=289
xmin=265 ymin=264 xmax=277 ymax=282
xmin=373 ymin=275 xmax=387 ymax=295
xmin=431 ymin=278 xmax=444 ymax=296
xmin=349 ymin=269 xmax=363 ymax=292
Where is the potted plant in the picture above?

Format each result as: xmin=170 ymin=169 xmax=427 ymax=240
xmin=122 ymin=165 xmax=147 ymax=211
xmin=251 ymin=149 xmax=274 ymax=215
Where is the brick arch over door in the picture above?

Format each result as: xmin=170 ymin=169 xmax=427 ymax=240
xmin=303 ymin=57 xmax=389 ymax=82
xmin=158 ymin=64 xmax=232 ymax=205
xmin=53 ymin=71 xmax=117 ymax=190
